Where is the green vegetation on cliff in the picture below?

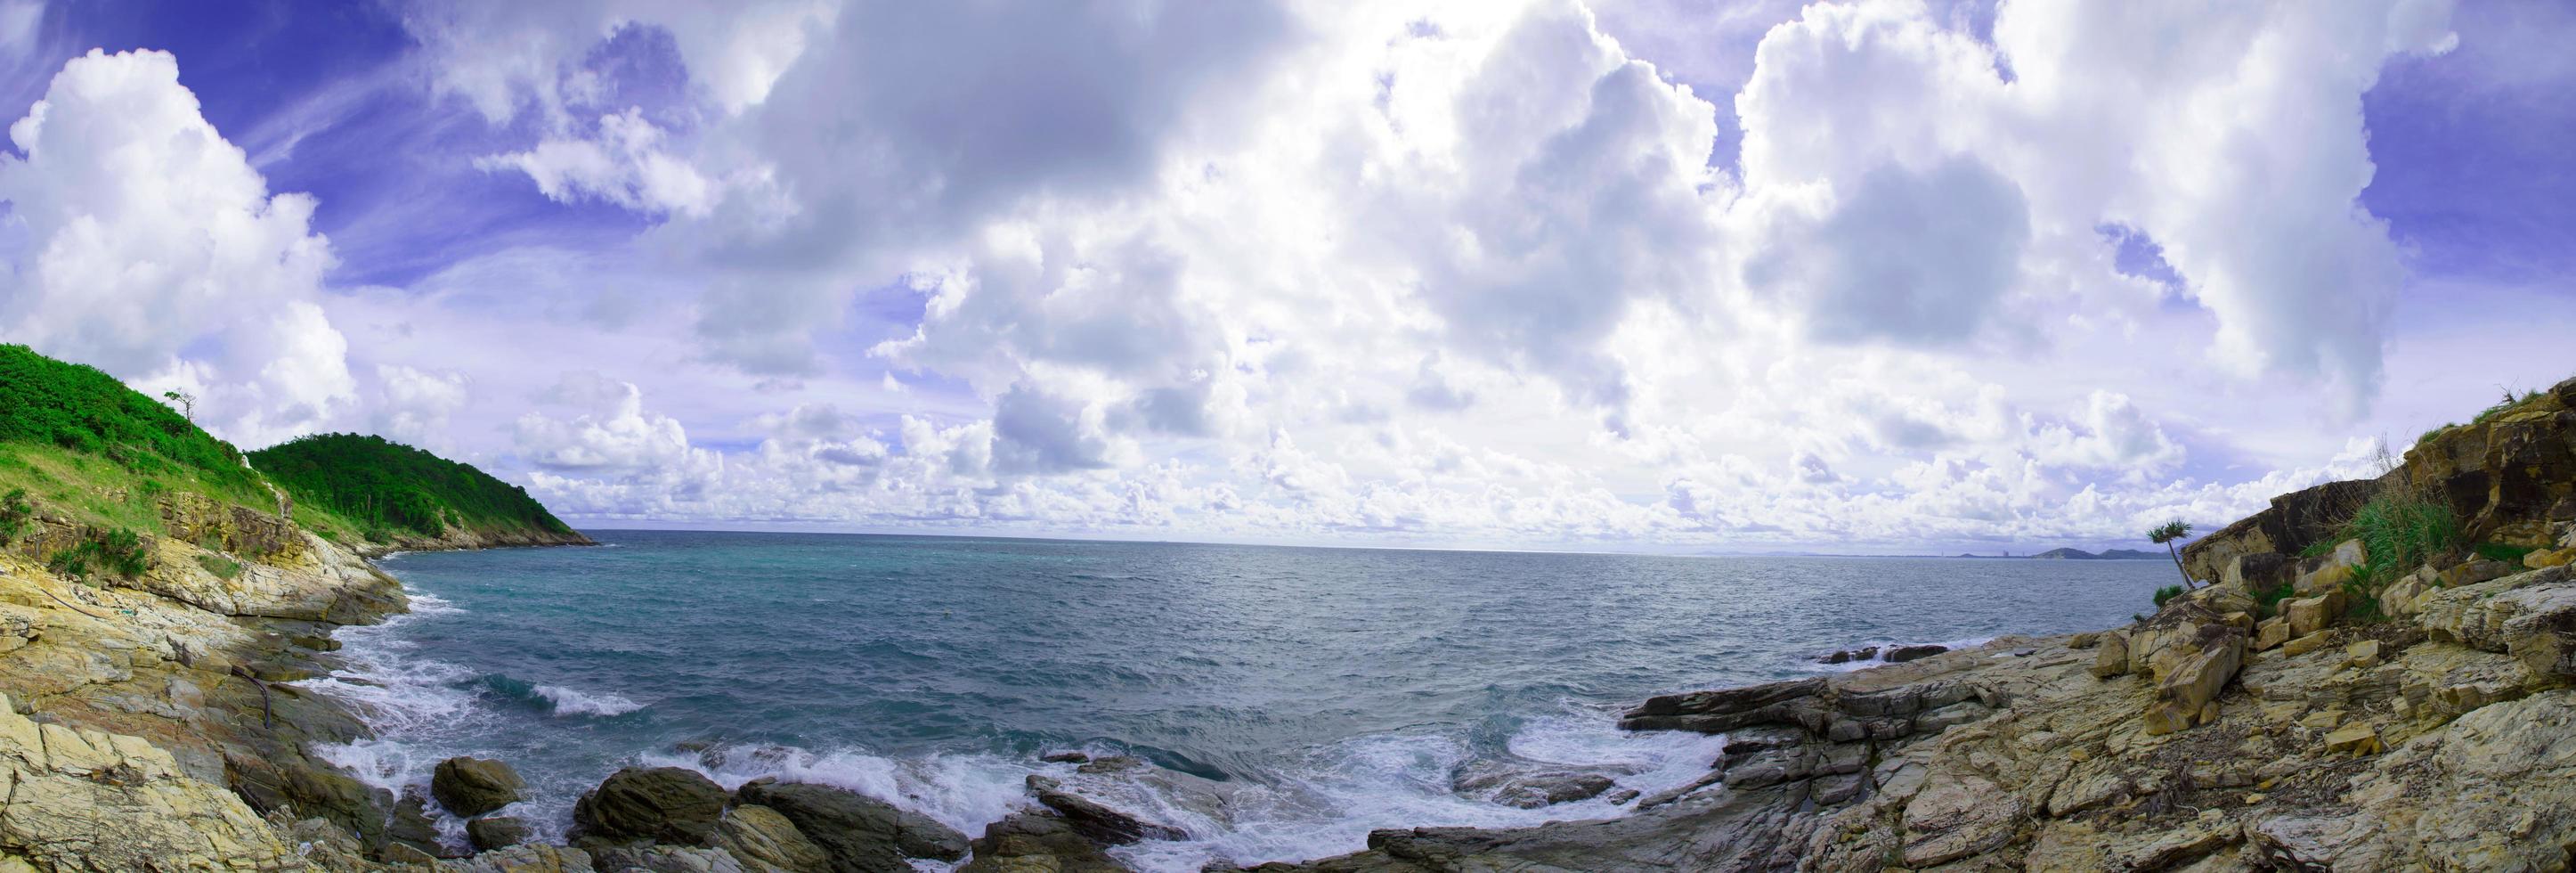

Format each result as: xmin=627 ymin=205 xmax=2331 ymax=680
xmin=249 ymin=433 xmax=575 ymax=541
xmin=0 ymin=344 xmax=268 ymax=507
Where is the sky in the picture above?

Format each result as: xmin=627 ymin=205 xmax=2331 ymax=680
xmin=0 ymin=0 xmax=2571 ymax=554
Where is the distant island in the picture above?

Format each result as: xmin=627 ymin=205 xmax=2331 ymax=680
xmin=1951 ymin=548 xmax=2162 ymax=559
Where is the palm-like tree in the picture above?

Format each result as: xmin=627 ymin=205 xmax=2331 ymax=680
xmin=2149 ymin=519 xmax=2194 ymax=589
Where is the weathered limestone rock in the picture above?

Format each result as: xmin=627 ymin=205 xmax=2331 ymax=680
xmin=435 ymin=755 xmax=527 ymax=817
xmin=2252 ymin=617 xmax=2291 ymax=651
xmin=2285 ymin=590 xmax=2347 ymax=637
xmin=586 ymin=844 xmax=748 ymax=872
xmin=468 ymin=816 xmax=534 ymax=851
xmin=2416 ymin=566 xmax=2576 ymax=681
xmin=957 ymin=812 xmax=1126 ymax=873
xmin=573 ymin=767 xmax=729 ymax=846
xmin=1898 ymin=774 xmax=2023 ymax=867
xmin=440 ymin=844 xmax=598 ymax=872
xmin=734 ymin=778 xmax=969 ymax=873
xmin=2281 ymin=631 xmax=2335 ymax=657
xmin=2181 ymin=478 xmax=2377 ymax=582
xmin=713 ymin=804 xmax=829 ymax=873
xmin=2324 ymin=723 xmax=2382 ymax=756
xmin=2142 ymin=626 xmax=2244 ymax=734
xmin=0 ymin=693 xmax=300 ymax=872
xmin=2089 ymin=631 xmax=2130 ymax=678
xmin=2344 ymin=640 xmax=2384 ymax=669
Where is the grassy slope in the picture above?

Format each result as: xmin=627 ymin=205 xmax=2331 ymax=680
xmin=0 ymin=344 xmax=573 ymax=551
xmin=248 ymin=433 xmax=577 ymax=543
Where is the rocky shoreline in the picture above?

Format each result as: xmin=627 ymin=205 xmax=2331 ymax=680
xmin=5 ymin=379 xmax=2574 ymax=871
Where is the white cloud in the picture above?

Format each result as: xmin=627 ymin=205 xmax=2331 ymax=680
xmin=0 ymin=48 xmax=356 ymax=446
xmin=376 ymin=0 xmax=2465 ymax=551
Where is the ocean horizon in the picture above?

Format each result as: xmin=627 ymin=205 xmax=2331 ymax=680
xmin=301 ymin=529 xmax=2172 ymax=870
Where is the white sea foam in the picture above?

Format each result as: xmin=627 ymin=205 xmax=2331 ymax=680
xmin=643 ymin=744 xmax=1042 ymax=839
xmin=533 ymin=684 xmax=645 ymax=717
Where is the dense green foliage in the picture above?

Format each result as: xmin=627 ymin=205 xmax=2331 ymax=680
xmin=2474 ymin=542 xmax=2538 ymax=564
xmin=47 ymin=526 xmax=149 ymax=582
xmin=249 ymin=433 xmax=574 ymax=541
xmin=0 ymin=344 xmax=264 ymax=502
xmin=2253 ymin=582 xmax=2296 ymax=619
xmin=2341 ymin=488 xmax=2461 ymax=586
xmin=2151 ymin=584 xmax=2184 ymax=608
xmin=0 ymin=487 xmax=28 ymax=542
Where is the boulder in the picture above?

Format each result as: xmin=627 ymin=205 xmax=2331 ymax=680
xmin=957 ymin=812 xmax=1125 ymax=873
xmin=1450 ymin=761 xmax=1622 ymax=810
xmin=2088 ymin=632 xmax=2130 ymax=679
xmin=434 ymin=756 xmax=527 ymax=817
xmin=2143 ymin=627 xmax=2244 ymax=735
xmin=1884 ymin=643 xmax=1948 ymax=663
xmin=585 ymin=844 xmax=747 ymax=872
xmin=2252 ymin=618 xmax=2291 ymax=651
xmin=714 ymin=804 xmax=829 ymax=873
xmin=1038 ymin=751 xmax=1090 ymax=763
xmin=2224 ymin=551 xmax=2295 ymax=593
xmin=735 ymin=778 xmax=970 ymax=872
xmin=572 ymin=767 xmax=729 ymax=846
xmin=439 ymin=844 xmax=597 ymax=872
xmin=2286 ymin=591 xmax=2348 ymax=637
xmin=0 ymin=693 xmax=305 ymax=871
xmin=2344 ymin=640 xmax=2384 ymax=669
xmin=1029 ymin=776 xmax=1188 ymax=844
xmin=2180 ymin=478 xmax=2377 ymax=582
xmin=1816 ymin=646 xmax=1879 ymax=665
xmin=467 ymin=816 xmax=533 ymax=851
xmin=2323 ymin=723 xmax=2382 ymax=756
xmin=2528 ymin=547 xmax=2576 ymax=569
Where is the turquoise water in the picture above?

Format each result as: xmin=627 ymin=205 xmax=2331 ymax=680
xmin=300 ymin=530 xmax=2170 ymax=869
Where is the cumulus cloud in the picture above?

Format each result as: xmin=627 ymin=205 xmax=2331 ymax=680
xmin=382 ymin=0 xmax=2459 ymax=550
xmin=0 ymin=48 xmax=356 ymax=446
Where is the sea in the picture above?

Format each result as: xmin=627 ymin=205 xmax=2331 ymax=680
xmin=296 ymin=530 xmax=2171 ymax=870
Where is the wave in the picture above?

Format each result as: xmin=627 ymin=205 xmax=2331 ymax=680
xmin=533 ymin=684 xmax=646 ymax=717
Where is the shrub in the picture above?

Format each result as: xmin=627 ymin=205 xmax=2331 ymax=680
xmin=194 ymin=553 xmax=242 ymax=580
xmin=0 ymin=487 xmax=29 ymax=542
xmin=2342 ymin=488 xmax=2461 ymax=585
xmin=2152 ymin=584 xmax=2185 ymax=608
xmin=47 ymin=526 xmax=150 ymax=582
xmin=2473 ymin=542 xmax=2538 ymax=564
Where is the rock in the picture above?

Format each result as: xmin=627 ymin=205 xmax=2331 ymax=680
xmin=2224 ymin=551 xmax=2295 ymax=592
xmin=1817 ymin=645 xmax=1879 ymax=664
xmin=394 ymin=791 xmax=466 ymax=858
xmin=2344 ymin=640 xmax=2384 ymax=669
xmin=2282 ymin=631 xmax=2335 ymax=657
xmin=1030 ymin=778 xmax=1188 ymax=844
xmin=572 ymin=766 xmax=729 ymax=846
xmin=1883 ymin=643 xmax=1947 ymax=663
xmin=2089 ymin=631 xmax=2130 ymax=678
xmin=468 ymin=817 xmax=534 ymax=852
xmin=715 ymin=804 xmax=829 ymax=873
xmin=2323 ymin=723 xmax=2382 ymax=756
xmin=2527 ymin=546 xmax=2576 ymax=569
xmin=1038 ymin=751 xmax=1090 ymax=763
xmin=0 ymin=693 xmax=304 ymax=871
xmin=735 ymin=778 xmax=970 ymax=872
xmin=1899 ymin=774 xmax=2024 ymax=867
xmin=2144 ymin=627 xmax=2243 ymax=735
xmin=435 ymin=755 xmax=528 ymax=817
xmin=2285 ymin=591 xmax=2347 ymax=637
xmin=2180 ymin=478 xmax=2377 ymax=582
xmin=957 ymin=812 xmax=1125 ymax=873
xmin=2252 ymin=617 xmax=2291 ymax=651
xmin=441 ymin=844 xmax=598 ymax=872
xmin=1451 ymin=762 xmax=1622 ymax=809
xmin=2067 ymin=632 xmax=2099 ymax=649
xmin=586 ymin=844 xmax=747 ymax=872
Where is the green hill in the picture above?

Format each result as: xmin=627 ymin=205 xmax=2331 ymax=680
xmin=248 ymin=433 xmax=581 ymax=544
xmin=0 ymin=343 xmax=270 ymax=507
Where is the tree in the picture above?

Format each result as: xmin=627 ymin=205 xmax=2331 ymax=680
xmin=161 ymin=389 xmax=196 ymax=422
xmin=2149 ymin=519 xmax=2195 ymax=590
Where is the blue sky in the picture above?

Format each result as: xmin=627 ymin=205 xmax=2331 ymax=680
xmin=0 ymin=0 xmax=2570 ymax=553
